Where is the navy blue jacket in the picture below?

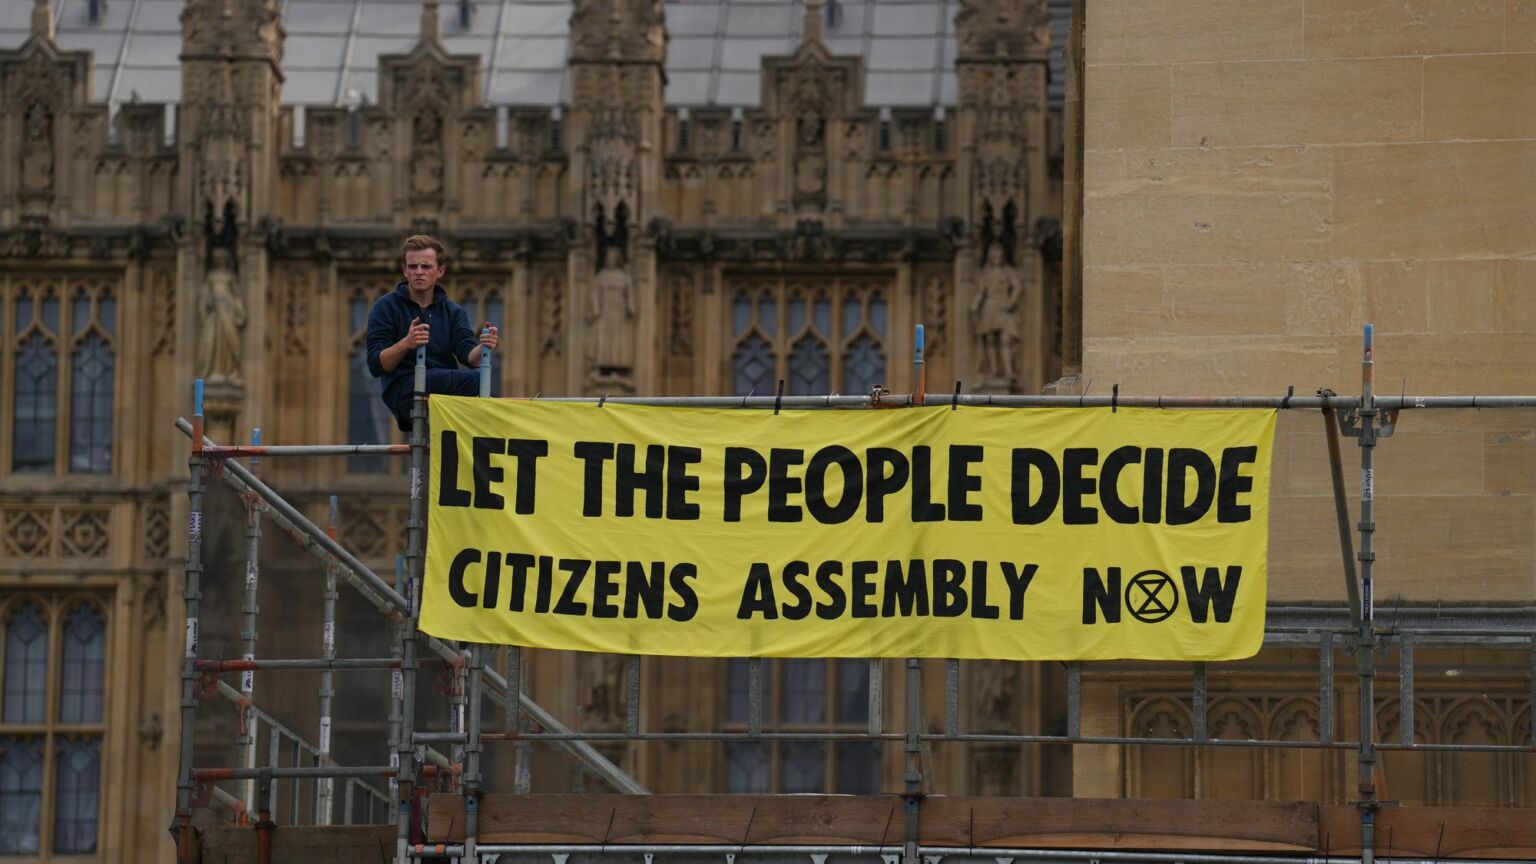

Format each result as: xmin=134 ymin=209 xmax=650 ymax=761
xmin=365 ymin=282 xmax=478 ymax=405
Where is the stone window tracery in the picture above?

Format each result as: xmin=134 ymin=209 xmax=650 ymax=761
xmin=3 ymin=278 xmax=116 ymax=476
xmin=729 ymin=278 xmax=887 ymax=397
xmin=723 ymin=658 xmax=879 ymax=794
xmin=0 ymin=593 xmax=108 ymax=856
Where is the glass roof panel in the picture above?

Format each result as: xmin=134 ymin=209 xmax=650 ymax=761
xmin=504 ymin=4 xmax=571 ymax=36
xmin=714 ymin=70 xmax=759 ymax=105
xmin=53 ymin=31 xmax=125 ymax=60
xmin=864 ymin=70 xmax=932 ymax=106
xmin=868 ymin=36 xmax=937 ymax=70
xmin=286 ymin=34 xmax=350 ymax=67
xmin=824 ymin=1 xmax=867 ymax=35
xmin=488 ymin=68 xmax=565 ymax=103
xmin=664 ymin=71 xmax=711 ymax=105
xmin=357 ymin=4 xmax=420 ymax=35
xmin=285 ymin=68 xmax=344 ymax=102
xmin=125 ymin=34 xmax=184 ymax=65
xmin=116 ymin=66 xmax=181 ymax=104
xmin=666 ymin=36 xmax=717 ymax=69
xmin=440 ymin=33 xmax=494 ymax=61
xmin=665 ymin=4 xmax=720 ymax=37
xmin=499 ymin=36 xmax=567 ymax=68
xmin=725 ymin=4 xmax=793 ymax=37
xmin=284 ymin=2 xmax=357 ymax=34
xmin=135 ymin=1 xmax=187 ymax=33
xmin=56 ymin=0 xmax=133 ymax=30
xmin=718 ymin=37 xmax=792 ymax=70
xmin=871 ymin=3 xmax=942 ymax=37
xmin=0 ymin=5 xmax=32 ymax=29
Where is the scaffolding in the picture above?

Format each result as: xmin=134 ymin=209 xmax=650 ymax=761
xmin=169 ymin=325 xmax=1536 ymax=864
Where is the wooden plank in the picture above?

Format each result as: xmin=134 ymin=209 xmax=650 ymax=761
xmin=432 ymin=795 xmax=1317 ymax=851
xmin=202 ymin=825 xmax=396 ymax=864
xmin=1319 ymin=805 xmax=1536 ymax=860
xmin=920 ymin=797 xmax=1320 ymax=852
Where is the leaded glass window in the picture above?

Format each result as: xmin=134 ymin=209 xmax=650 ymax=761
xmin=3 ymin=603 xmax=47 ymax=724
xmin=347 ymin=291 xmax=393 ymax=473
xmin=59 ymin=605 xmax=105 ymax=724
xmin=0 ymin=737 xmax=43 ymax=854
xmin=729 ymin=278 xmax=887 ymax=397
xmin=722 ymin=658 xmax=880 ymax=792
xmin=13 ymin=290 xmax=59 ymax=474
xmin=4 ymin=278 xmax=117 ymax=476
xmin=458 ymin=281 xmax=506 ymax=399
xmin=53 ymin=738 xmax=100 ymax=853
xmin=0 ymin=595 xmax=107 ymax=858
xmin=69 ymin=287 xmax=116 ymax=473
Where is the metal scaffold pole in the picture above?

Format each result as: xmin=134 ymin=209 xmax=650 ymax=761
xmin=464 ymin=326 xmax=495 ymax=859
xmin=239 ymin=427 xmax=262 ymax=824
xmin=316 ymin=496 xmax=340 ymax=824
xmin=396 ymin=347 xmax=428 ymax=864
xmin=1354 ymin=325 xmax=1381 ymax=864
xmin=173 ymin=379 xmax=207 ymax=863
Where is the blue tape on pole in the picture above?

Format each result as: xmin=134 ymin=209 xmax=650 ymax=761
xmin=194 ymin=379 xmax=205 ymax=416
xmin=914 ymin=324 xmax=925 ymax=363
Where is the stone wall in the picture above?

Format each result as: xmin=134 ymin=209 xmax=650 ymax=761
xmin=1081 ymin=0 xmax=1536 ymax=604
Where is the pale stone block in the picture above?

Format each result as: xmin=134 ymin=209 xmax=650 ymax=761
xmin=1303 ymin=0 xmax=1506 ymax=58
xmin=1370 ymin=428 xmax=1486 ymax=495
xmin=1338 ymin=331 xmax=1536 ymax=393
xmin=1484 ymin=431 xmax=1536 ymax=494
xmin=1085 ymin=147 xmax=1334 ymax=266
xmin=1512 ymin=0 xmax=1536 ymax=50
xmin=1161 ymin=265 xmax=1291 ymax=336
xmin=1424 ymin=54 xmax=1536 ymax=141
xmin=1087 ymin=0 xmax=1304 ymax=65
xmin=1081 ymin=266 xmax=1172 ymax=338
xmin=1372 ymin=495 xmax=1535 ymax=602
xmin=1357 ymin=260 xmax=1430 ymax=334
xmin=1083 ymin=336 xmax=1347 ymax=395
xmin=1085 ymin=64 xmax=1171 ymax=151
xmin=1332 ymin=142 xmax=1536 ymax=259
xmin=1170 ymin=59 xmax=1423 ymax=147
xmin=1268 ymin=495 xmax=1354 ymax=602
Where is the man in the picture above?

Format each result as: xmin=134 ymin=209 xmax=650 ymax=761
xmin=367 ymin=235 xmax=499 ymax=431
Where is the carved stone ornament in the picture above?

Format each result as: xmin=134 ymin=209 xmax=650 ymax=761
xmin=955 ymin=0 xmax=1051 ymax=59
xmin=970 ymin=241 xmax=1022 ymax=387
xmin=180 ymin=0 xmax=285 ymax=63
xmin=569 ymin=0 xmax=666 ymax=62
xmin=197 ymin=200 xmax=248 ymax=386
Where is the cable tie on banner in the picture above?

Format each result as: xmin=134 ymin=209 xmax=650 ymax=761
xmin=1282 ymin=385 xmax=1294 ymax=410
xmin=1079 ymin=379 xmax=1093 ymax=408
xmin=742 ymin=385 xmax=757 ymax=409
xmin=774 ymin=379 xmax=785 ymax=415
xmin=1111 ymin=383 xmax=1119 ymax=413
xmin=598 ymin=393 xmax=608 ymax=408
xmin=952 ymin=381 xmax=962 ymax=411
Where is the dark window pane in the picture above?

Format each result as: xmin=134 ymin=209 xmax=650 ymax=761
xmin=41 ymin=297 xmax=59 ymax=333
xmin=788 ymin=293 xmax=807 ymax=334
xmin=726 ymin=658 xmax=751 ymax=724
xmin=99 ymin=296 xmax=116 ymax=337
xmin=73 ymin=294 xmax=92 ymax=335
xmin=732 ymin=291 xmax=752 ymax=337
xmin=53 ymin=738 xmax=101 ymax=854
xmin=3 ymin=604 xmax=48 ymax=724
xmin=788 ymin=336 xmax=829 ymax=395
xmin=813 ymin=295 xmax=831 ymax=335
xmin=782 ymin=659 xmax=826 ymax=723
xmin=60 ymin=604 xmax=106 ymax=724
xmin=781 ymin=742 xmax=825 ymax=793
xmin=347 ymin=298 xmax=390 ymax=473
xmin=868 ymin=293 xmax=887 ymax=336
xmin=725 ymin=741 xmax=768 ymax=793
xmin=843 ymin=333 xmax=884 ymax=396
xmin=758 ymin=295 xmax=776 ymax=337
xmin=843 ymin=295 xmax=862 ymax=338
xmin=838 ymin=658 xmax=869 ymax=724
xmin=835 ymin=741 xmax=881 ymax=794
xmin=11 ymin=294 xmax=28 ymax=335
xmin=13 ymin=333 xmax=58 ymax=473
xmin=0 ymin=738 xmax=43 ymax=854
xmin=733 ymin=333 xmax=774 ymax=397
xmin=69 ymin=332 xmax=114 ymax=473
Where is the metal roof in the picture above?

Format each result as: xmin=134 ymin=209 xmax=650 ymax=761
xmin=1 ymin=0 xmax=1069 ymax=110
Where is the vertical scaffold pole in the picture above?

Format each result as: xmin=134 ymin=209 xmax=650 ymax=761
xmin=464 ymin=328 xmax=494 ymax=859
xmin=239 ymin=427 xmax=262 ymax=823
xmin=1356 ymin=324 xmax=1380 ymax=864
xmin=903 ymin=325 xmax=926 ymax=864
xmin=397 ymin=347 xmax=428 ymax=864
xmin=389 ymin=556 xmax=405 ymax=804
xmin=174 ymin=379 xmax=206 ymax=863
xmin=316 ymin=496 xmax=340 ymax=824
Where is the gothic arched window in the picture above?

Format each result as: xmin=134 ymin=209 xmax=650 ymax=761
xmin=729 ymin=278 xmax=887 ymax=397
xmin=346 ymin=290 xmax=393 ymax=474
xmin=723 ymin=658 xmax=879 ymax=793
xmin=12 ymin=286 xmax=59 ymax=473
xmin=69 ymin=286 xmax=115 ymax=473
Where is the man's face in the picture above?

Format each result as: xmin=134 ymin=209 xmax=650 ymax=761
xmin=403 ymin=248 xmax=445 ymax=293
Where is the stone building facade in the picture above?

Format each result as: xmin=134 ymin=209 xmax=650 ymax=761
xmin=0 ymin=0 xmax=1065 ymax=858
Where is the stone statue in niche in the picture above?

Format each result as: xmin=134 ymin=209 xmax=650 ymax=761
xmin=792 ymin=114 xmax=827 ymax=210
xmin=197 ymin=199 xmax=248 ymax=386
xmin=586 ymin=201 xmax=636 ymax=389
xmin=582 ymin=653 xmax=627 ymax=727
xmin=20 ymin=103 xmax=54 ymax=194
xmin=973 ymin=661 xmax=1017 ymax=731
xmin=972 ymin=200 xmax=1023 ymax=385
xmin=410 ymin=111 xmax=444 ymax=201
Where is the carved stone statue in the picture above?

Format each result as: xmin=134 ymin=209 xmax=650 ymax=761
xmin=20 ymin=104 xmax=53 ymax=194
xmin=793 ymin=115 xmax=826 ymax=209
xmin=971 ymin=242 xmax=1021 ymax=384
xmin=587 ymin=202 xmax=636 ymax=388
xmin=410 ymin=111 xmax=444 ymax=201
xmin=197 ymin=200 xmax=247 ymax=386
xmin=198 ymin=245 xmax=247 ymax=386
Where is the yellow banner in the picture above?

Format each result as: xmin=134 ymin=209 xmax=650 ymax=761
xmin=420 ymin=398 xmax=1275 ymax=661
